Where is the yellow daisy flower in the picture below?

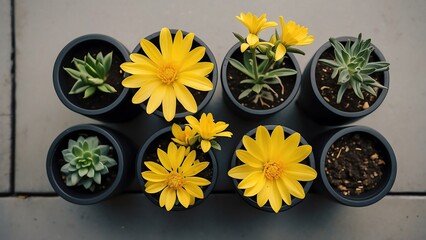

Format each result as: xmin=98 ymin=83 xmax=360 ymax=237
xmin=171 ymin=123 xmax=197 ymax=147
xmin=236 ymin=12 xmax=277 ymax=52
xmin=228 ymin=125 xmax=317 ymax=213
xmin=275 ymin=16 xmax=314 ymax=61
xmin=121 ymin=28 xmax=214 ymax=122
xmin=185 ymin=113 xmax=233 ymax=153
xmin=142 ymin=142 xmax=211 ymax=211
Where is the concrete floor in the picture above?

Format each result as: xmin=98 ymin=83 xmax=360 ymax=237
xmin=1 ymin=0 xmax=426 ymax=239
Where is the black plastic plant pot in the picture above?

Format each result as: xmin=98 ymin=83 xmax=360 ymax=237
xmin=53 ymin=34 xmax=141 ymax=122
xmin=130 ymin=29 xmax=218 ymax=122
xmin=230 ymin=125 xmax=315 ymax=213
xmin=221 ymin=42 xmax=302 ymax=119
xmin=297 ymin=36 xmax=390 ymax=126
xmin=311 ymin=126 xmax=397 ymax=207
xmin=136 ymin=126 xmax=218 ymax=211
xmin=46 ymin=124 xmax=135 ymax=205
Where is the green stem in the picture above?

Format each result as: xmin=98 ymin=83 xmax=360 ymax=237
xmin=262 ymin=58 xmax=275 ymax=75
xmin=251 ymin=49 xmax=259 ymax=82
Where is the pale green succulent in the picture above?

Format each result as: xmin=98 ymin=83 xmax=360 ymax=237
xmin=319 ymin=34 xmax=389 ymax=104
xmin=64 ymin=51 xmax=117 ymax=98
xmin=61 ymin=136 xmax=117 ymax=191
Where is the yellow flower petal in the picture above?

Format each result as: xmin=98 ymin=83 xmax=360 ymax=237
xmin=183 ymin=182 xmax=204 ymax=199
xmin=184 ymin=161 xmax=209 ymax=176
xmin=201 ymin=140 xmax=211 ymax=153
xmin=282 ymin=174 xmax=305 ymax=199
xmin=241 ymin=43 xmax=249 ymax=52
xmin=140 ymin=38 xmax=162 ymax=66
xmin=280 ymin=132 xmax=301 ymax=161
xmin=131 ymin=80 xmax=162 ymax=104
xmin=165 ymin=186 xmax=176 ymax=211
xmin=162 ymin=86 xmax=177 ymax=122
xmin=183 ymin=62 xmax=214 ymax=77
xmin=255 ymin=126 xmax=271 ymax=159
xmin=157 ymin=148 xmax=172 ymax=171
xmin=167 ymin=142 xmax=179 ymax=170
xmin=159 ymin=185 xmax=168 ymax=207
xmin=214 ymin=131 xmax=233 ymax=137
xmin=145 ymin=181 xmax=167 ymax=193
xmin=145 ymin=161 xmax=169 ymax=175
xmin=247 ymin=33 xmax=259 ymax=46
xmin=173 ymin=82 xmax=197 ymax=113
xmin=180 ymin=150 xmax=196 ymax=173
xmin=177 ymin=187 xmax=191 ymax=208
xmin=160 ymin=27 xmax=173 ymax=60
xmin=228 ymin=164 xmax=260 ymax=179
xmin=146 ymin=85 xmax=167 ymax=114
xmin=285 ymin=163 xmax=317 ymax=181
xmin=285 ymin=145 xmax=312 ymax=164
xmin=269 ymin=181 xmax=283 ymax=213
xmin=257 ymin=180 xmax=272 ymax=207
xmin=236 ymin=149 xmax=263 ymax=168
xmin=179 ymin=46 xmax=206 ymax=71
xmin=270 ymin=126 xmax=285 ymax=159
xmin=141 ymin=171 xmax=167 ymax=182
xmin=186 ymin=177 xmax=211 ymax=186
xmin=276 ymin=176 xmax=292 ymax=206
xmin=120 ymin=62 xmax=157 ymax=76
xmin=178 ymin=72 xmax=213 ymax=91
xmin=238 ymin=171 xmax=263 ymax=189
xmin=242 ymin=135 xmax=264 ymax=164
xmin=243 ymin=173 xmax=266 ymax=197
xmin=174 ymin=31 xmax=194 ymax=62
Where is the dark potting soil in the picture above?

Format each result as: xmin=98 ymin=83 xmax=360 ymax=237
xmin=58 ymin=132 xmax=118 ymax=194
xmin=141 ymin=132 xmax=214 ymax=206
xmin=325 ymin=132 xmax=386 ymax=196
xmin=226 ymin=54 xmax=296 ymax=110
xmin=315 ymin=48 xmax=384 ymax=112
xmin=63 ymin=50 xmax=125 ymax=110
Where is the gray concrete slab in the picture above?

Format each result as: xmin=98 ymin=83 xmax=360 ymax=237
xmin=1 ymin=194 xmax=425 ymax=239
xmin=14 ymin=0 xmax=426 ymax=193
xmin=0 ymin=0 xmax=12 ymax=193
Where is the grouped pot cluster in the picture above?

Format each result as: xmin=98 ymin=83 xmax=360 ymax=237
xmin=47 ymin=11 xmax=396 ymax=212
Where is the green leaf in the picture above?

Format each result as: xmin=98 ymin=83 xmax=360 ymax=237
xmin=240 ymin=79 xmax=256 ymax=84
xmin=60 ymin=163 xmax=70 ymax=173
xmin=257 ymin=59 xmax=269 ymax=73
xmin=351 ymin=80 xmax=364 ymax=100
xmin=86 ymin=53 xmax=97 ymax=68
xmin=264 ymin=78 xmax=281 ymax=84
xmin=97 ymin=145 xmax=109 ymax=155
xmin=94 ymin=172 xmax=101 ymax=184
xmin=87 ymin=168 xmax=95 ymax=178
xmin=81 ymin=178 xmax=93 ymax=189
xmin=96 ymin=62 xmax=105 ymax=78
xmin=233 ymin=32 xmax=245 ymax=43
xmin=336 ymin=83 xmax=349 ymax=104
xmin=243 ymin=51 xmax=253 ymax=72
xmin=265 ymin=68 xmax=297 ymax=78
xmin=337 ymin=70 xmax=350 ymax=84
xmin=229 ymin=58 xmax=255 ymax=79
xmin=102 ymin=83 xmax=117 ymax=93
xmin=87 ymin=77 xmax=104 ymax=85
xmin=331 ymin=68 xmax=339 ymax=79
xmin=85 ymin=64 xmax=99 ymax=78
xmin=362 ymin=85 xmax=377 ymax=96
xmin=238 ymin=88 xmax=253 ymax=99
xmin=256 ymin=54 xmax=268 ymax=60
xmin=63 ymin=67 xmax=81 ymax=80
xmin=69 ymin=80 xmax=86 ymax=94
xmin=365 ymin=62 xmax=390 ymax=72
xmin=78 ymin=168 xmax=89 ymax=177
xmin=286 ymin=46 xmax=305 ymax=55
xmin=103 ymin=51 xmax=113 ymax=73
xmin=71 ymin=172 xmax=80 ymax=186
xmin=252 ymin=84 xmax=263 ymax=94
xmin=83 ymin=87 xmax=96 ymax=98
xmin=210 ymin=141 xmax=221 ymax=151
xmin=319 ymin=59 xmax=340 ymax=68
xmin=96 ymin=52 xmax=104 ymax=62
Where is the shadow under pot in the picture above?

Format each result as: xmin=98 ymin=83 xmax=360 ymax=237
xmin=53 ymin=34 xmax=141 ymax=122
xmin=311 ymin=126 xmax=397 ymax=207
xmin=129 ymin=29 xmax=218 ymax=122
xmin=229 ymin=125 xmax=316 ymax=213
xmin=136 ymin=126 xmax=218 ymax=211
xmin=46 ymin=124 xmax=135 ymax=205
xmin=221 ymin=42 xmax=302 ymax=119
xmin=297 ymin=36 xmax=390 ymax=125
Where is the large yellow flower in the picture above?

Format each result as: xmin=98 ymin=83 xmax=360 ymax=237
xmin=171 ymin=123 xmax=197 ymax=147
xmin=185 ymin=113 xmax=233 ymax=153
xmin=142 ymin=142 xmax=211 ymax=211
xmin=228 ymin=126 xmax=317 ymax=213
xmin=236 ymin=12 xmax=277 ymax=52
xmin=275 ymin=16 xmax=314 ymax=61
xmin=121 ymin=28 xmax=214 ymax=122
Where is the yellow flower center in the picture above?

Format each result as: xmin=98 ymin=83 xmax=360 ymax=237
xmin=167 ymin=171 xmax=184 ymax=190
xmin=159 ymin=64 xmax=178 ymax=85
xmin=264 ymin=162 xmax=283 ymax=180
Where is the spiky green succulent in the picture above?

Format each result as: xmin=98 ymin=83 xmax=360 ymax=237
xmin=64 ymin=51 xmax=117 ymax=98
xmin=319 ymin=34 xmax=389 ymax=104
xmin=61 ymin=136 xmax=117 ymax=191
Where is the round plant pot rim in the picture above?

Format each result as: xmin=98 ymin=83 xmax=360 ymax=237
xmin=53 ymin=34 xmax=131 ymax=116
xmin=136 ymin=125 xmax=218 ymax=211
xmin=318 ymin=125 xmax=397 ymax=206
xmin=221 ymin=42 xmax=302 ymax=116
xmin=230 ymin=124 xmax=315 ymax=213
xmin=309 ymin=36 xmax=390 ymax=118
xmin=46 ymin=124 xmax=126 ymax=205
xmin=130 ymin=29 xmax=218 ymax=121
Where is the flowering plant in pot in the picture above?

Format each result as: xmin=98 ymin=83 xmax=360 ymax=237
xmin=46 ymin=124 xmax=135 ymax=205
xmin=137 ymin=113 xmax=232 ymax=211
xmin=297 ymin=33 xmax=390 ymax=125
xmin=228 ymin=125 xmax=317 ymax=213
xmin=311 ymin=126 xmax=397 ymax=207
xmin=120 ymin=28 xmax=217 ymax=122
xmin=53 ymin=34 xmax=141 ymax=122
xmin=221 ymin=12 xmax=313 ymax=118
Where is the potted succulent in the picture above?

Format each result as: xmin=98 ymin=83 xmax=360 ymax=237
xmin=46 ymin=124 xmax=135 ymax=204
xmin=137 ymin=113 xmax=232 ymax=211
xmin=221 ymin=12 xmax=313 ymax=118
xmin=53 ymin=34 xmax=141 ymax=122
xmin=228 ymin=125 xmax=317 ymax=213
xmin=311 ymin=126 xmax=397 ymax=207
xmin=297 ymin=33 xmax=390 ymax=125
xmin=120 ymin=28 xmax=218 ymax=122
